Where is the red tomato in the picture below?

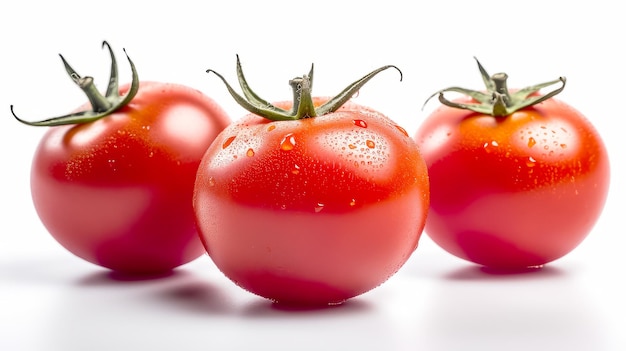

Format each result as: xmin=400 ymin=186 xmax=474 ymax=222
xmin=414 ymin=59 xmax=610 ymax=269
xmin=194 ymin=59 xmax=429 ymax=305
xmin=13 ymin=42 xmax=231 ymax=274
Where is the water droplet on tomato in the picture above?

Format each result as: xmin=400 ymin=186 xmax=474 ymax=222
xmin=267 ymin=124 xmax=276 ymax=132
xmin=348 ymin=144 xmax=357 ymax=149
xmin=246 ymin=148 xmax=255 ymax=157
xmin=292 ymin=164 xmax=300 ymax=175
xmin=526 ymin=156 xmax=537 ymax=167
xmin=222 ymin=136 xmax=236 ymax=149
xmin=366 ymin=140 xmax=375 ymax=149
xmin=208 ymin=177 xmax=216 ymax=187
xmin=527 ymin=137 xmax=536 ymax=148
xmin=395 ymin=124 xmax=409 ymax=137
xmin=349 ymin=199 xmax=356 ymax=207
xmin=353 ymin=119 xmax=368 ymax=128
xmin=280 ymin=133 xmax=296 ymax=151
xmin=483 ymin=141 xmax=498 ymax=153
xmin=314 ymin=203 xmax=325 ymax=213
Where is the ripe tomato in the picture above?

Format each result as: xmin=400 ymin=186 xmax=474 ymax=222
xmin=414 ymin=59 xmax=610 ymax=269
xmin=12 ymin=42 xmax=231 ymax=274
xmin=194 ymin=58 xmax=429 ymax=305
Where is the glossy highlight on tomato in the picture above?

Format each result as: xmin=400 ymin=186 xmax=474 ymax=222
xmin=13 ymin=42 xmax=231 ymax=274
xmin=414 ymin=59 xmax=610 ymax=269
xmin=194 ymin=59 xmax=429 ymax=305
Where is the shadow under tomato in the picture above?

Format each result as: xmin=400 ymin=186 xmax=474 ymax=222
xmin=241 ymin=296 xmax=373 ymax=318
xmin=71 ymin=266 xmax=236 ymax=315
xmin=74 ymin=267 xmax=181 ymax=286
xmin=443 ymin=263 xmax=567 ymax=281
xmin=152 ymin=278 xmax=236 ymax=315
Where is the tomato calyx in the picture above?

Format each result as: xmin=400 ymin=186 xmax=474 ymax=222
xmin=11 ymin=41 xmax=139 ymax=127
xmin=207 ymin=55 xmax=402 ymax=121
xmin=423 ymin=57 xmax=567 ymax=117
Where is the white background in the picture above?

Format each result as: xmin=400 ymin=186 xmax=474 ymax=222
xmin=1 ymin=1 xmax=624 ymax=350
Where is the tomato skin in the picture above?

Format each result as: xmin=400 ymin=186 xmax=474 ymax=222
xmin=30 ymin=81 xmax=231 ymax=274
xmin=194 ymin=98 xmax=429 ymax=305
xmin=414 ymin=97 xmax=610 ymax=268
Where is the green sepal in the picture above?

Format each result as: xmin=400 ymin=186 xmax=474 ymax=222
xmin=207 ymin=57 xmax=402 ymax=121
xmin=11 ymin=41 xmax=139 ymax=127
xmin=423 ymin=57 xmax=566 ymax=117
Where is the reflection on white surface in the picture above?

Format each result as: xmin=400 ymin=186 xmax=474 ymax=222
xmin=4 ymin=257 xmax=397 ymax=351
xmin=0 ymin=241 xmax=619 ymax=351
xmin=419 ymin=266 xmax=607 ymax=350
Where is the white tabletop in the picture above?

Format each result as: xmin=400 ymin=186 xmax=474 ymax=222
xmin=2 ymin=1 xmax=624 ymax=350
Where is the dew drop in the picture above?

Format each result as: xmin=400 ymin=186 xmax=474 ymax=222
xmin=246 ymin=148 xmax=255 ymax=157
xmin=353 ymin=119 xmax=368 ymax=128
xmin=483 ymin=142 xmax=492 ymax=153
xmin=222 ymin=136 xmax=236 ymax=149
xmin=526 ymin=156 xmax=537 ymax=167
xmin=349 ymin=199 xmax=356 ymax=207
xmin=280 ymin=133 xmax=296 ymax=151
xmin=527 ymin=137 xmax=536 ymax=148
xmin=560 ymin=143 xmax=567 ymax=149
xmin=267 ymin=124 xmax=276 ymax=132
xmin=348 ymin=144 xmax=357 ymax=149
xmin=292 ymin=164 xmax=300 ymax=175
xmin=208 ymin=177 xmax=216 ymax=187
xmin=366 ymin=140 xmax=375 ymax=148
xmin=395 ymin=124 xmax=409 ymax=137
xmin=314 ymin=203 xmax=325 ymax=213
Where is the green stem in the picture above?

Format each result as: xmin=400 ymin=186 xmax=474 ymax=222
xmin=491 ymin=73 xmax=510 ymax=103
xmin=491 ymin=72 xmax=510 ymax=116
xmin=289 ymin=76 xmax=317 ymax=118
xmin=77 ymin=76 xmax=113 ymax=112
